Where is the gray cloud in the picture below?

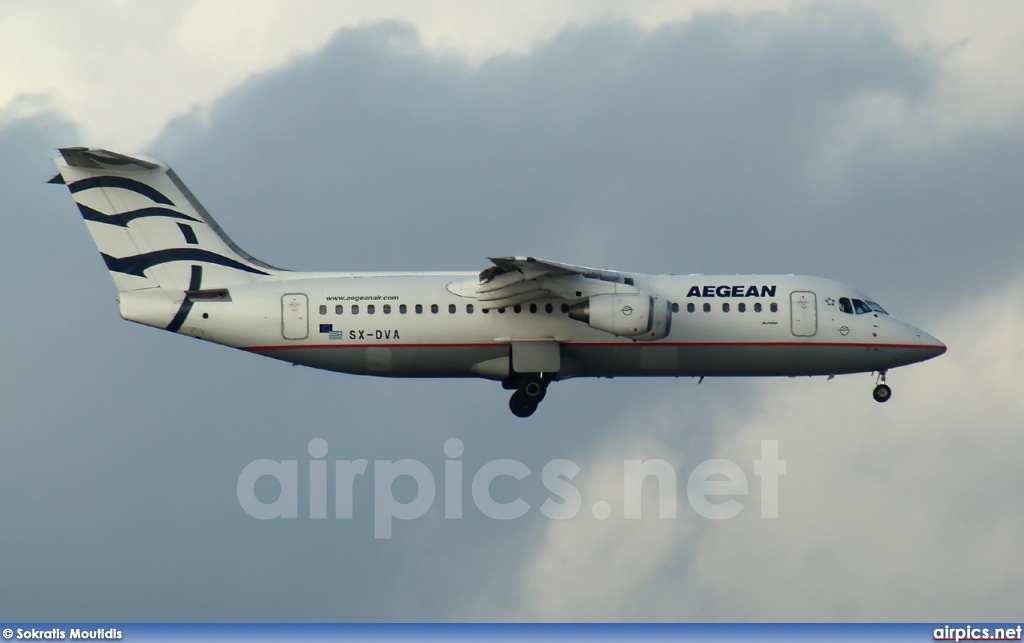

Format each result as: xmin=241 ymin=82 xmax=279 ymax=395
xmin=1 ymin=7 xmax=1022 ymax=622
xmin=151 ymin=12 xmax=1024 ymax=325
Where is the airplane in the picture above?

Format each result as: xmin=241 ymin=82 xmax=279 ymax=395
xmin=51 ymin=147 xmax=946 ymax=418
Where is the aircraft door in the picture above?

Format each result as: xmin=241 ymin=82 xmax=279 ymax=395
xmin=282 ymin=293 xmax=309 ymax=340
xmin=790 ymin=291 xmax=817 ymax=337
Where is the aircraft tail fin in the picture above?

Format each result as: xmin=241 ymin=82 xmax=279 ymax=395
xmin=52 ymin=147 xmax=283 ymax=296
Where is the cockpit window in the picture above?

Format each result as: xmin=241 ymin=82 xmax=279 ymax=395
xmin=838 ymin=297 xmax=853 ymax=314
xmin=852 ymin=298 xmax=872 ymax=315
xmin=866 ymin=301 xmax=888 ymax=314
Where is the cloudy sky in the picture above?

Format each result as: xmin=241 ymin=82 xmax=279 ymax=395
xmin=2 ymin=0 xmax=1023 ymax=622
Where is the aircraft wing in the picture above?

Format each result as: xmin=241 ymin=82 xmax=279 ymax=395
xmin=476 ymin=256 xmax=631 ymax=310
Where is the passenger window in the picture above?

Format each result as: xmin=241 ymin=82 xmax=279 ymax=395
xmin=514 ymin=304 xmax=522 ymax=313
xmin=482 ymin=307 xmax=490 ymax=314
xmin=383 ymin=304 xmax=391 ymax=314
xmin=352 ymin=305 xmax=359 ymax=314
xmin=738 ymin=302 xmax=746 ymax=313
xmin=561 ymin=303 xmax=570 ymax=313
xmin=687 ymin=303 xmax=695 ymax=313
xmin=671 ymin=303 xmax=679 ymax=313
xmin=529 ymin=303 xmax=537 ymax=313
xmin=335 ymin=305 xmax=343 ymax=315
xmin=415 ymin=304 xmax=422 ymax=314
xmin=852 ymin=299 xmax=871 ymax=315
xmin=367 ymin=304 xmax=375 ymax=314
xmin=466 ymin=304 xmax=474 ymax=313
xmin=545 ymin=303 xmax=553 ymax=313
xmin=498 ymin=307 xmax=506 ymax=314
xmin=722 ymin=303 xmax=730 ymax=313
xmin=399 ymin=304 xmax=407 ymax=314
xmin=770 ymin=302 xmax=778 ymax=313
xmin=449 ymin=304 xmax=456 ymax=314
xmin=839 ymin=297 xmax=853 ymax=314
xmin=754 ymin=302 xmax=762 ymax=313
xmin=431 ymin=304 xmax=439 ymax=314
xmin=703 ymin=303 xmax=711 ymax=313
xmin=319 ymin=305 xmax=327 ymax=315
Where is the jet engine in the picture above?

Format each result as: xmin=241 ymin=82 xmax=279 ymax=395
xmin=568 ymin=293 xmax=672 ymax=341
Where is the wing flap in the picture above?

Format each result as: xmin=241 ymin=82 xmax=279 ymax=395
xmin=481 ymin=256 xmax=623 ymax=283
xmin=475 ymin=256 xmax=630 ymax=308
xmin=480 ymin=289 xmax=553 ymax=311
xmin=477 ymin=269 xmax=526 ymax=294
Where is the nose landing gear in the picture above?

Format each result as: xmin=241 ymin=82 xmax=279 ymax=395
xmin=508 ymin=376 xmax=549 ymax=418
xmin=873 ymin=370 xmax=892 ymax=403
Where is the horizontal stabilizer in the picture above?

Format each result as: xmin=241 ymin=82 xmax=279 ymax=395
xmin=58 ymin=147 xmax=160 ymax=171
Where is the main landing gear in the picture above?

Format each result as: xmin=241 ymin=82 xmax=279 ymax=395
xmin=873 ymin=370 xmax=892 ymax=403
xmin=506 ymin=376 xmax=549 ymax=418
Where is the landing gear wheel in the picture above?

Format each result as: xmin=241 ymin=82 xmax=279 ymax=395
xmin=521 ymin=379 xmax=547 ymax=403
xmin=872 ymin=370 xmax=891 ymax=403
xmin=506 ymin=376 xmax=549 ymax=417
xmin=509 ymin=390 xmax=538 ymax=418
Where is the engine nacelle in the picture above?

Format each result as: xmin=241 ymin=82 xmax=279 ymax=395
xmin=568 ymin=293 xmax=672 ymax=341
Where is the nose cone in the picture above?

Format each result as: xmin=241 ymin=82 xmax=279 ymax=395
xmin=881 ymin=315 xmax=946 ymax=368
xmin=908 ymin=325 xmax=947 ymax=361
xmin=923 ymin=332 xmax=946 ymax=356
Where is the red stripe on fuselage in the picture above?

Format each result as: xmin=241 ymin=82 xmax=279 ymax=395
xmin=243 ymin=341 xmax=946 ymax=352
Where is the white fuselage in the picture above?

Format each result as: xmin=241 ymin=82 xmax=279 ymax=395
xmin=133 ymin=271 xmax=945 ymax=381
xmin=53 ymin=147 xmax=946 ymax=415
